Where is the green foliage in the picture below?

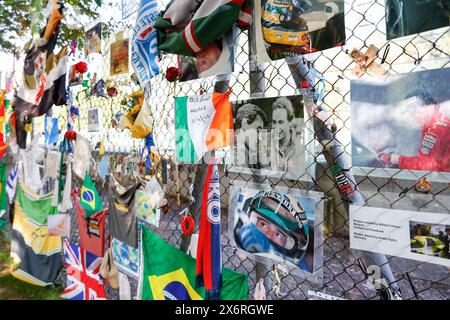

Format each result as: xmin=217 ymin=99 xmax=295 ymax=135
xmin=0 ymin=0 xmax=99 ymax=53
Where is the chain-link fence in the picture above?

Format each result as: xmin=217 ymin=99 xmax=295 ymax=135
xmin=24 ymin=0 xmax=450 ymax=300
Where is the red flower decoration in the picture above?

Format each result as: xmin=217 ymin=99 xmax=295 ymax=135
xmin=165 ymin=67 xmax=179 ymax=82
xmin=180 ymin=215 xmax=194 ymax=237
xmin=107 ymin=87 xmax=118 ymax=97
xmin=64 ymin=130 xmax=77 ymax=141
xmin=74 ymin=61 xmax=88 ymax=74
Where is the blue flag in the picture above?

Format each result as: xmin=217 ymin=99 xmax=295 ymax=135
xmin=131 ymin=0 xmax=160 ymax=87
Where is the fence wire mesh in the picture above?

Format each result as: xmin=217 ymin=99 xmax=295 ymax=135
xmin=24 ymin=0 xmax=450 ymax=300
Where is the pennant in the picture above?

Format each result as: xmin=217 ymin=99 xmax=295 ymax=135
xmin=195 ymin=157 xmax=221 ymax=299
xmin=6 ymin=165 xmax=18 ymax=204
xmin=131 ymin=0 xmax=160 ymax=87
xmin=175 ymin=91 xmax=233 ymax=163
xmin=80 ymin=172 xmax=103 ymax=218
xmin=139 ymin=226 xmax=248 ymax=300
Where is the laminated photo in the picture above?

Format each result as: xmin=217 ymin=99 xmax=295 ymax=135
xmin=134 ymin=189 xmax=161 ymax=227
xmin=48 ymin=214 xmax=70 ymax=238
xmin=229 ymin=183 xmax=324 ymax=278
xmin=110 ymin=38 xmax=130 ymax=76
xmin=87 ymin=108 xmax=103 ymax=132
xmin=350 ymin=205 xmax=450 ymax=267
xmin=253 ymin=0 xmax=346 ymax=63
xmin=351 ymin=68 xmax=450 ymax=173
xmin=229 ymin=95 xmax=305 ymax=178
xmin=385 ymin=0 xmax=450 ymax=40
xmin=68 ymin=64 xmax=83 ymax=86
xmin=85 ymin=23 xmax=102 ymax=56
xmin=177 ymin=28 xmax=236 ymax=82
xmin=111 ymin=237 xmax=140 ymax=278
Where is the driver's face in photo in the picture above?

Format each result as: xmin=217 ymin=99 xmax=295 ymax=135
xmin=272 ymin=108 xmax=290 ymax=142
xmin=195 ymin=43 xmax=221 ymax=74
xmin=241 ymin=114 xmax=264 ymax=131
xmin=250 ymin=211 xmax=288 ymax=248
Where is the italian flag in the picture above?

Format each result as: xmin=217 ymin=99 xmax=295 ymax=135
xmin=175 ymin=92 xmax=233 ymax=163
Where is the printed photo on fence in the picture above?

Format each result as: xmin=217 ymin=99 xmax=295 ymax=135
xmin=111 ymin=237 xmax=140 ymax=277
xmin=351 ymin=68 xmax=450 ymax=173
xmin=385 ymin=0 xmax=450 ymax=40
xmin=253 ymin=0 xmax=346 ymax=63
xmin=410 ymin=221 xmax=450 ymax=261
xmin=350 ymin=205 xmax=450 ymax=267
xmin=85 ymin=23 xmax=102 ymax=56
xmin=68 ymin=64 xmax=83 ymax=86
xmin=48 ymin=214 xmax=70 ymax=238
xmin=229 ymin=95 xmax=305 ymax=178
xmin=177 ymin=29 xmax=235 ymax=82
xmin=230 ymin=184 xmax=324 ymax=277
xmin=87 ymin=108 xmax=102 ymax=132
xmin=110 ymin=38 xmax=130 ymax=76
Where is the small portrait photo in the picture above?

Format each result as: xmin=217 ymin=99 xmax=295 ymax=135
xmin=253 ymin=0 xmax=346 ymax=63
xmin=351 ymin=68 xmax=450 ymax=173
xmin=409 ymin=221 xmax=450 ymax=260
xmin=230 ymin=185 xmax=323 ymax=276
xmin=230 ymin=95 xmax=305 ymax=177
xmin=48 ymin=214 xmax=71 ymax=238
xmin=68 ymin=64 xmax=83 ymax=86
xmin=177 ymin=29 xmax=235 ymax=82
xmin=110 ymin=38 xmax=130 ymax=76
xmin=87 ymin=108 xmax=102 ymax=132
xmin=85 ymin=23 xmax=102 ymax=56
xmin=385 ymin=0 xmax=450 ymax=40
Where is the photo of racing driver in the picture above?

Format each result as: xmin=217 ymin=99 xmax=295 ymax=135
xmin=232 ymin=187 xmax=318 ymax=273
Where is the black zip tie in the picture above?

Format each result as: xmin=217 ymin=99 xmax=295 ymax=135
xmin=381 ymin=44 xmax=390 ymax=64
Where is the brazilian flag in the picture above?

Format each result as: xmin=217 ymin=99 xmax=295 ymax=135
xmin=80 ymin=172 xmax=103 ymax=218
xmin=140 ymin=227 xmax=248 ymax=300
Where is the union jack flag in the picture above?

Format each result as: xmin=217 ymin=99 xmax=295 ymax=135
xmin=61 ymin=239 xmax=106 ymax=300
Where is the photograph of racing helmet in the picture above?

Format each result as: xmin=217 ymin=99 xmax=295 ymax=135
xmin=351 ymin=67 xmax=450 ymax=173
xmin=231 ymin=186 xmax=321 ymax=274
xmin=385 ymin=0 xmax=450 ymax=40
xmin=252 ymin=0 xmax=346 ymax=63
xmin=409 ymin=222 xmax=450 ymax=260
xmin=229 ymin=95 xmax=305 ymax=178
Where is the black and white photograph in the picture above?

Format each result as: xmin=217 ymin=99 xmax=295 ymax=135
xmin=410 ymin=221 xmax=450 ymax=260
xmin=87 ymin=108 xmax=103 ymax=132
xmin=230 ymin=95 xmax=305 ymax=177
xmin=253 ymin=0 xmax=346 ymax=63
xmin=229 ymin=184 xmax=323 ymax=277
xmin=385 ymin=0 xmax=450 ymax=40
xmin=351 ymin=68 xmax=450 ymax=173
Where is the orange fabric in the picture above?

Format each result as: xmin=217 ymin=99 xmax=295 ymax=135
xmin=206 ymin=92 xmax=234 ymax=150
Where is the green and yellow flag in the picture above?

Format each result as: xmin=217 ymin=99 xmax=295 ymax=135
xmin=140 ymin=226 xmax=248 ymax=300
xmin=80 ymin=172 xmax=103 ymax=218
